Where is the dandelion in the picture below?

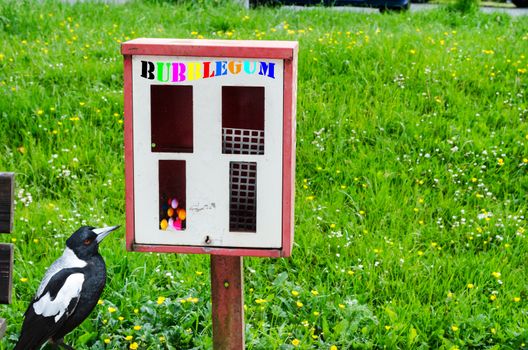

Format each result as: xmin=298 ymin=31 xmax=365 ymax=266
xmin=255 ymin=298 xmax=267 ymax=304
xmin=104 ymin=338 xmax=110 ymax=344
xmin=451 ymin=325 xmax=459 ymax=332
xmin=157 ymin=296 xmax=166 ymax=305
xmin=130 ymin=342 xmax=139 ymax=349
xmin=20 ymin=277 xmax=28 ymax=283
xmin=292 ymin=339 xmax=300 ymax=347
xmin=97 ymin=299 xmax=104 ymax=305
xmin=490 ymin=295 xmax=497 ymax=301
xmin=330 ymin=346 xmax=338 ymax=350
xmin=447 ymin=291 xmax=454 ymax=298
xmin=306 ymin=196 xmax=315 ymax=201
xmin=133 ymin=325 xmax=141 ymax=331
xmin=513 ymin=297 xmax=521 ymax=302
xmin=491 ymin=272 xmax=501 ymax=279
xmin=296 ymin=301 xmax=303 ymax=308
xmin=313 ymin=311 xmax=320 ymax=316
xmin=108 ymin=307 xmax=116 ymax=313
xmin=497 ymin=158 xmax=505 ymax=166
xmin=338 ymin=304 xmax=345 ymax=309
xmin=385 ymin=325 xmax=391 ymax=331
xmin=125 ymin=335 xmax=133 ymax=341
xmin=311 ymin=290 xmax=319 ymax=296
xmin=467 ymin=283 xmax=475 ymax=289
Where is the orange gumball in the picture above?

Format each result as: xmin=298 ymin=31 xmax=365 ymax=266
xmin=167 ymin=208 xmax=174 ymax=217
xmin=177 ymin=208 xmax=186 ymax=220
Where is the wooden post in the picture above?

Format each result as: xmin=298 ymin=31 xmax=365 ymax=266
xmin=0 ymin=173 xmax=14 ymax=233
xmin=0 ymin=172 xmax=15 ymax=339
xmin=210 ymin=255 xmax=244 ymax=350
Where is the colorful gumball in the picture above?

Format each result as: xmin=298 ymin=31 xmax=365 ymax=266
xmin=160 ymin=219 xmax=168 ymax=230
xmin=167 ymin=208 xmax=174 ymax=217
xmin=171 ymin=198 xmax=178 ymax=209
xmin=174 ymin=218 xmax=182 ymax=231
xmin=177 ymin=208 xmax=186 ymax=220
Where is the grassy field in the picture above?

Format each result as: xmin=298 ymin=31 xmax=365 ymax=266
xmin=1 ymin=0 xmax=527 ymax=349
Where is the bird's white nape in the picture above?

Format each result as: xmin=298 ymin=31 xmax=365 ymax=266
xmin=33 ymin=273 xmax=85 ymax=322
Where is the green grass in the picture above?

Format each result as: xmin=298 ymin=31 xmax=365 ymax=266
xmin=1 ymin=0 xmax=528 ymax=349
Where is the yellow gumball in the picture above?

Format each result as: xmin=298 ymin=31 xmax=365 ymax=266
xmin=160 ymin=219 xmax=168 ymax=230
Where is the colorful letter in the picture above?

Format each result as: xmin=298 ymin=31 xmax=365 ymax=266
xmin=203 ymin=61 xmax=215 ymax=78
xmin=187 ymin=62 xmax=202 ymax=81
xmin=243 ymin=61 xmax=258 ymax=75
xmin=171 ymin=62 xmax=186 ymax=82
xmin=215 ymin=61 xmax=228 ymax=76
xmin=228 ymin=61 xmax=242 ymax=75
xmin=258 ymin=61 xmax=275 ymax=79
xmin=156 ymin=62 xmax=171 ymax=82
xmin=141 ymin=61 xmax=155 ymax=80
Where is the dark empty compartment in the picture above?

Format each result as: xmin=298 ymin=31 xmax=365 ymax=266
xmin=222 ymin=86 xmax=265 ymax=155
xmin=151 ymin=85 xmax=193 ymax=153
xmin=159 ymin=160 xmax=186 ymax=231
xmin=229 ymin=161 xmax=257 ymax=232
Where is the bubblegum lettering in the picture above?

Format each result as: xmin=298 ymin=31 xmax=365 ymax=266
xmin=228 ymin=61 xmax=242 ymax=75
xmin=243 ymin=61 xmax=258 ymax=75
xmin=215 ymin=61 xmax=228 ymax=76
xmin=141 ymin=61 xmax=155 ymax=80
xmin=187 ymin=62 xmax=202 ymax=81
xmin=258 ymin=61 xmax=275 ymax=79
xmin=171 ymin=62 xmax=186 ymax=82
xmin=156 ymin=62 xmax=171 ymax=82
xmin=203 ymin=61 xmax=215 ymax=78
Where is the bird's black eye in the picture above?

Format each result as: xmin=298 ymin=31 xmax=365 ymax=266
xmin=83 ymin=238 xmax=93 ymax=245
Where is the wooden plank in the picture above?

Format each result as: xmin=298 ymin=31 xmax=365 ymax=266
xmin=0 ymin=172 xmax=14 ymax=234
xmin=0 ymin=243 xmax=13 ymax=304
xmin=210 ymin=255 xmax=244 ymax=350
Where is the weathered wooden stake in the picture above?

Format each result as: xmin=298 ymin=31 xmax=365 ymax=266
xmin=211 ymin=255 xmax=244 ymax=350
xmin=0 ymin=172 xmax=15 ymax=340
xmin=0 ymin=173 xmax=14 ymax=233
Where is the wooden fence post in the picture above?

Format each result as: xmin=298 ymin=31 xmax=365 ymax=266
xmin=0 ymin=172 xmax=15 ymax=339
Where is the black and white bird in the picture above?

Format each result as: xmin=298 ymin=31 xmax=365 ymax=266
xmin=15 ymin=225 xmax=120 ymax=350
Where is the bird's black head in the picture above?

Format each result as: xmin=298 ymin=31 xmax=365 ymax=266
xmin=66 ymin=226 xmax=120 ymax=260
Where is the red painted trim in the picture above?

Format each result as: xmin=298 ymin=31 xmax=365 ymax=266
xmin=121 ymin=38 xmax=296 ymax=60
xmin=123 ymin=55 xmax=135 ymax=252
xmin=132 ymin=244 xmax=282 ymax=258
xmin=280 ymin=43 xmax=298 ymax=258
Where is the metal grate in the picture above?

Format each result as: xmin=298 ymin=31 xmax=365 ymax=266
xmin=229 ymin=162 xmax=257 ymax=232
xmin=222 ymin=128 xmax=264 ymax=155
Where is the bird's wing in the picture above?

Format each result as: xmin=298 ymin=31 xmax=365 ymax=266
xmin=15 ymin=268 xmax=85 ymax=349
xmin=33 ymin=270 xmax=85 ymax=321
xmin=36 ymin=247 xmax=87 ymax=298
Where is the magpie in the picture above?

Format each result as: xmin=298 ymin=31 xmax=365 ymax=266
xmin=14 ymin=225 xmax=120 ymax=350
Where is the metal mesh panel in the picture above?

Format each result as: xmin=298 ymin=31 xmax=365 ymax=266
xmin=229 ymin=162 xmax=257 ymax=232
xmin=222 ymin=127 xmax=264 ymax=155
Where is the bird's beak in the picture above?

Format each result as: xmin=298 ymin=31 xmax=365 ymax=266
xmin=93 ymin=225 xmax=120 ymax=243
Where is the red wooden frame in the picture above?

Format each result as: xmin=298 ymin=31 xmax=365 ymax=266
xmin=122 ymin=39 xmax=297 ymax=258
